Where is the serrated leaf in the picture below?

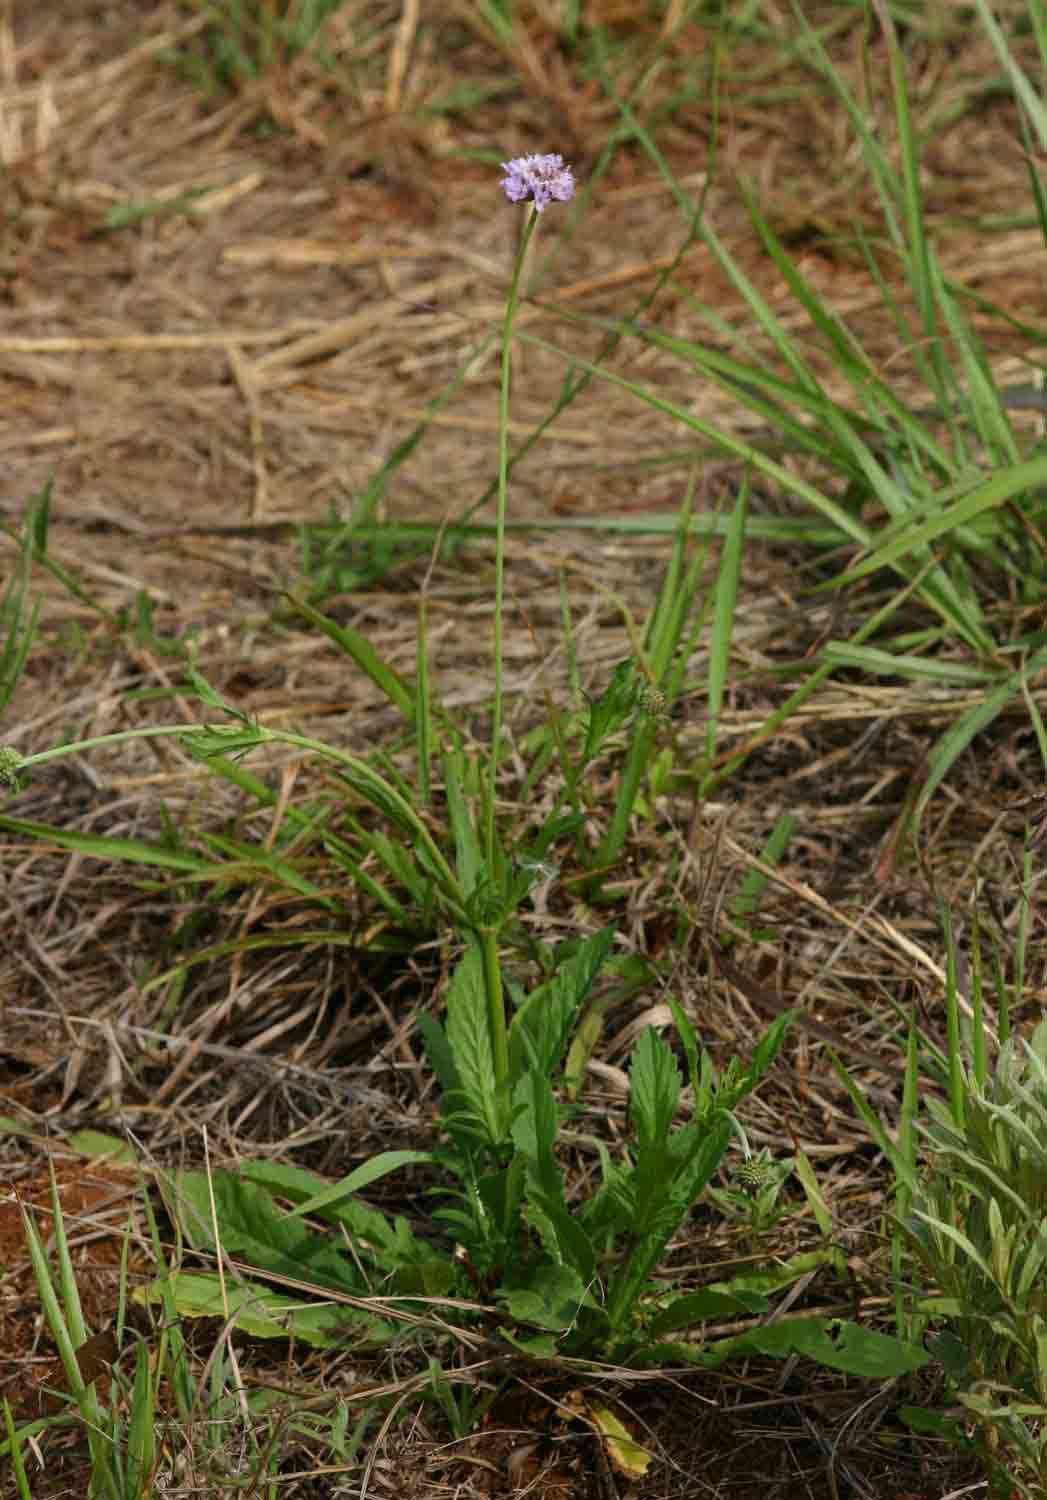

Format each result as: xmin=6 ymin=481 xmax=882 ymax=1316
xmin=417 ymin=1010 xmax=460 ymax=1098
xmin=179 ymin=725 xmax=265 ymax=761
xmin=509 ymin=926 xmax=615 ymax=1084
xmin=581 ymin=658 xmax=645 ymax=762
xmin=511 ymin=1067 xmax=559 ymax=1166
xmin=666 ymin=996 xmax=700 ymax=1099
xmin=630 ymin=1028 xmax=680 ymax=1154
xmin=669 ymin=1111 xmax=734 ymax=1210
xmin=444 ymin=943 xmax=502 ymax=1144
xmin=564 ymin=998 xmax=607 ymax=1101
xmin=512 ymin=1070 xmax=596 ymax=1280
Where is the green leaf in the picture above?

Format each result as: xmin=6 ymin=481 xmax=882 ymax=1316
xmin=913 ymin=668 xmax=1020 ymax=828
xmin=760 ymin=1319 xmax=932 ymax=1379
xmin=417 ymin=1011 xmax=460 ymax=1098
xmin=512 ymin=1070 xmax=596 ymax=1280
xmin=705 ymin=482 xmax=747 ymax=763
xmin=630 ymin=1029 xmax=680 ymax=1155
xmin=444 ymin=943 xmax=502 ymax=1145
xmin=241 ymin=1160 xmax=433 ymax=1265
xmin=909 ymin=1208 xmax=995 ymax=1283
xmin=0 ymin=816 xmax=218 ymax=873
xmin=666 ymin=996 xmax=696 ymax=1104
xmin=669 ymin=1111 xmax=736 ymax=1214
xmin=746 ymin=1011 xmax=795 ymax=1090
xmin=511 ymin=1067 xmax=559 ymax=1168
xmin=286 ymin=1151 xmax=434 ymax=1218
xmin=832 ymin=455 xmax=1047 ymax=587
xmin=730 ymin=814 xmax=795 ymax=927
xmin=604 ymin=1115 xmax=733 ymax=1343
xmin=564 ymin=996 xmax=609 ymax=1101
xmin=196 ymin=828 xmax=339 ymax=905
xmin=509 ymin=925 xmax=616 ymax=1083
xmin=681 ymin=1316 xmax=930 ymax=1377
xmin=443 ymin=752 xmax=486 ymax=900
xmin=65 ymin=1131 xmax=136 ymax=1166
xmin=284 ymin=594 xmax=416 ymax=722
xmin=792 ymin=1149 xmax=832 ymax=1238
xmin=822 ymin=641 xmax=994 ymax=685
xmin=179 ymin=724 xmax=267 ymax=761
xmin=704 ymin=1249 xmax=838 ymax=1299
xmin=924 ymin=1328 xmax=970 ymax=1379
xmin=645 ymin=1286 xmax=769 ymax=1338
xmin=160 ymin=1170 xmax=365 ymax=1295
xmin=134 ymin=1272 xmax=373 ymax=1347
xmin=581 ymin=658 xmax=645 ymax=764
xmin=897 ymin=1405 xmax=967 ymax=1442
xmin=499 ymin=1263 xmax=591 ymax=1332
xmin=495 ymin=1328 xmax=561 ymax=1358
xmin=181 ymin=660 xmax=255 ymax=727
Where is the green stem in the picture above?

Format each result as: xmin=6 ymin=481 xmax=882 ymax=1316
xmin=480 ymin=208 xmax=542 ymax=1115
xmin=488 ymin=208 xmax=540 ymax=872
xmin=12 ymin=725 xmax=203 ymax=766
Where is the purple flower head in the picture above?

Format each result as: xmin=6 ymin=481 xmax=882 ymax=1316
xmin=500 ymin=153 xmax=575 ymax=213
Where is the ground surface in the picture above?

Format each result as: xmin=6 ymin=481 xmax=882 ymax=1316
xmin=1 ymin=3 xmax=1044 ymax=1497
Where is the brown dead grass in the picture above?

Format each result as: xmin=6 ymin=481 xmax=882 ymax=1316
xmin=1 ymin=2 xmax=1044 ymax=1496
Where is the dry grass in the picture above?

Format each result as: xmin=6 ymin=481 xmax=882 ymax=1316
xmin=1 ymin=2 xmax=1045 ymax=1496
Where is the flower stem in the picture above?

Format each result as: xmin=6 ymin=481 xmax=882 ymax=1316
xmin=480 ymin=208 xmax=541 ymax=1114
xmin=488 ymin=207 xmax=539 ymax=873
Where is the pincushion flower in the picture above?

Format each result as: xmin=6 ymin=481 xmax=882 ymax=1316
xmin=500 ymin=153 xmax=575 ymax=213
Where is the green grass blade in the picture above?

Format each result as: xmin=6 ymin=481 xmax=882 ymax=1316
xmin=285 ymin=593 xmax=417 ymax=723
xmin=730 ymin=813 xmax=796 ymax=931
xmin=913 ymin=668 xmax=1029 ymax=830
xmin=416 ymin=593 xmax=433 ymax=807
xmin=521 ymin=331 xmax=871 ymax=547
xmin=971 ymin=0 xmax=1047 ymax=152
xmin=820 ymin=644 xmax=994 ymax=685
xmin=0 ymin=491 xmax=42 ymax=715
xmin=1 ymin=1399 xmax=32 ymax=1500
xmin=705 ymin=478 xmax=747 ymax=769
xmin=21 ymin=1191 xmax=120 ymax=1500
xmin=831 ymin=455 xmax=1047 ymax=587
xmin=126 ymin=1338 xmax=156 ymax=1496
xmin=941 ymin=904 xmax=967 ymax=1129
